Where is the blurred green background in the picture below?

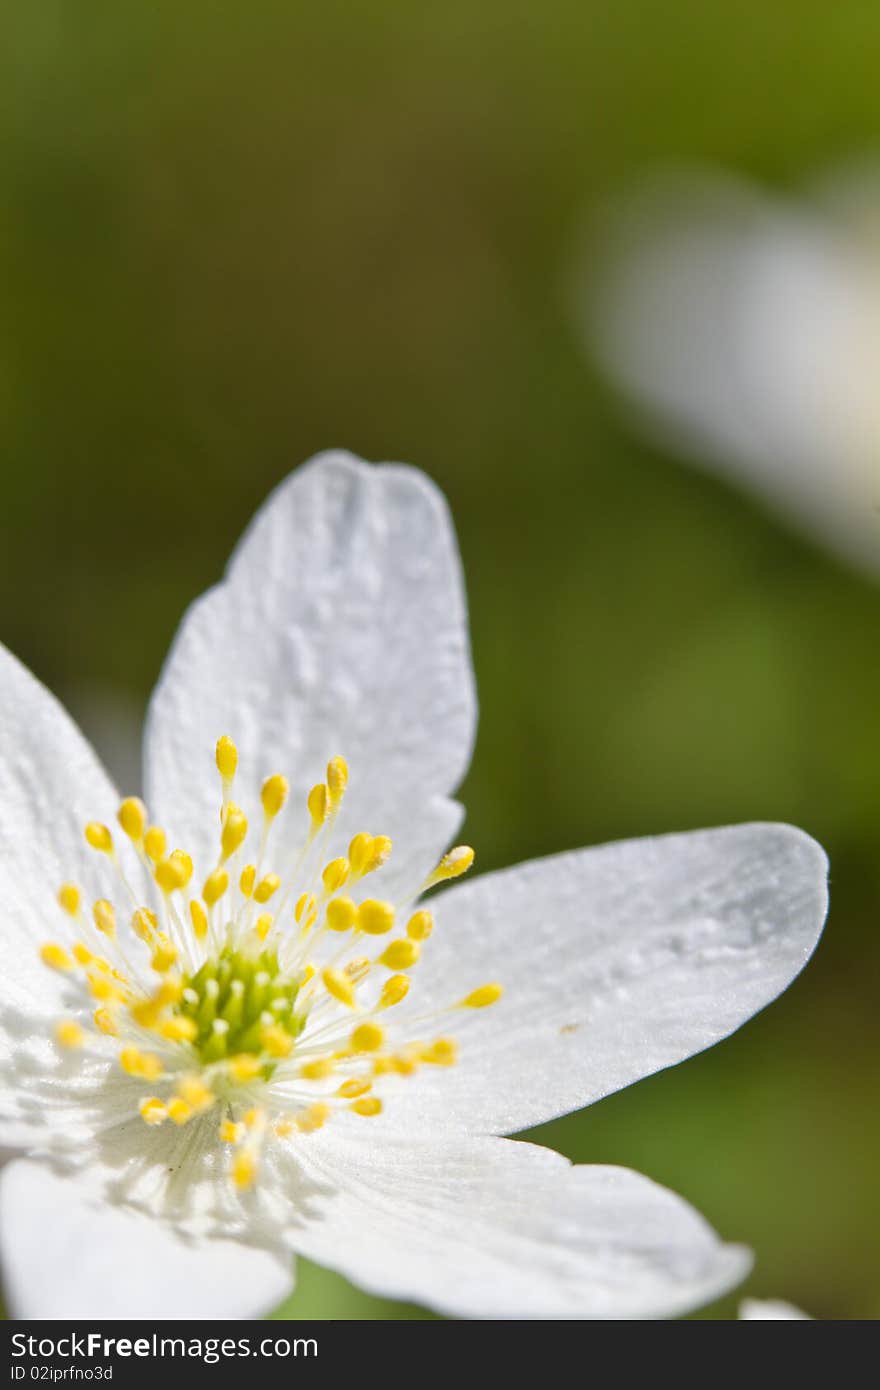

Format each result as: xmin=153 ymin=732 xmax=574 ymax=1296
xmin=3 ymin=2 xmax=879 ymax=1319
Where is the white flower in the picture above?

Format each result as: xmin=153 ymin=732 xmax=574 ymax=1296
xmin=740 ymin=1299 xmax=812 ymax=1319
xmin=0 ymin=451 xmax=828 ymax=1320
xmin=580 ymin=162 xmax=880 ymax=575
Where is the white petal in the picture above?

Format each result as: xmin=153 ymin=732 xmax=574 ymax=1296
xmin=739 ymin=1298 xmax=812 ymax=1319
xmin=0 ymin=644 xmax=122 ymax=1016
xmin=145 ymin=452 xmax=476 ymax=885
xmin=0 ymin=1160 xmax=293 ymax=1320
xmin=585 ymin=169 xmax=880 ymax=575
xmin=282 ymin=1130 xmax=750 ymax=1319
xmin=383 ymin=822 xmax=827 ymax=1135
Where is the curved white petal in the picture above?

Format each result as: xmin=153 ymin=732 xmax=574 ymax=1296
xmin=739 ymin=1298 xmax=812 ymax=1319
xmin=282 ymin=1130 xmax=750 ymax=1319
xmin=0 ymin=644 xmax=123 ymax=1016
xmin=0 ymin=1160 xmax=293 ymax=1320
xmin=585 ymin=169 xmax=880 ymax=575
xmin=145 ymin=452 xmax=476 ymax=887
xmin=380 ymin=822 xmax=827 ymax=1136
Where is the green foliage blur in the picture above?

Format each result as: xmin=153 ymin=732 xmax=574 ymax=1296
xmin=2 ymin=2 xmax=878 ymax=1319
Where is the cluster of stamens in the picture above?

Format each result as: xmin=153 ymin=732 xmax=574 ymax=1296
xmin=40 ymin=739 xmax=501 ymax=1190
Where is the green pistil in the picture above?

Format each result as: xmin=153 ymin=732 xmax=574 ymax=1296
xmin=179 ymin=944 xmax=305 ymax=1067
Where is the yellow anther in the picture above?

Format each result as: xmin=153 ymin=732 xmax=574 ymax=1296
xmin=231 ymin=1150 xmax=257 ymax=1189
xmin=84 ymin=822 xmax=113 ymax=854
xmin=295 ymin=1103 xmax=330 ymax=1133
xmin=92 ymin=899 xmax=116 ymax=938
xmin=295 ymin=892 xmax=317 ymax=928
xmin=379 ymin=938 xmax=420 ymax=970
xmin=391 ymin=1053 xmax=419 ymax=1075
xmin=227 ymin=1054 xmax=262 ymax=1082
xmin=150 ymin=936 xmax=178 ymax=974
xmin=117 ymin=797 xmax=147 ymax=843
xmin=322 ymin=968 xmax=356 ymax=1008
xmin=379 ymin=974 xmax=410 ymax=1009
xmin=460 ymin=983 xmax=503 ymax=1009
xmin=132 ymin=907 xmax=158 ymax=942
xmin=154 ymin=857 xmax=188 ymax=895
xmin=344 ymin=957 xmax=370 ymax=983
xmin=326 ymin=756 xmax=348 ymax=808
xmin=300 ymin=1057 xmax=335 ymax=1080
xmin=178 ymin=1076 xmax=214 ymax=1111
xmin=255 ymin=912 xmax=274 ymax=942
xmin=243 ymin=1107 xmax=264 ymax=1129
xmin=119 ymin=1048 xmax=164 ymax=1081
xmin=321 ymin=858 xmax=350 ymax=894
xmin=301 ymin=963 xmax=316 ymax=984
xmin=325 ymin=896 xmax=357 ymax=933
xmin=216 ymin=735 xmax=238 ymax=782
xmin=357 ymin=900 xmax=395 ymax=936
xmin=189 ymin=900 xmax=209 ymax=941
xmin=239 ymin=864 xmax=256 ymax=898
xmin=422 ymin=1036 xmax=458 ymax=1066
xmin=93 ymin=1007 xmax=118 ymax=1036
xmin=139 ymin=1097 xmax=167 ymax=1126
xmin=203 ymin=868 xmax=229 ymax=907
xmin=221 ymin=808 xmax=248 ymax=861
xmin=371 ymin=1056 xmax=394 ymax=1076
xmin=155 ymin=975 xmax=183 ymax=1006
xmin=167 ymin=1097 xmax=193 ymax=1126
xmin=219 ymin=1119 xmax=244 ymax=1144
xmin=261 ymin=774 xmax=289 ymax=820
xmin=406 ymin=909 xmax=433 ymax=941
xmin=40 ymin=943 xmax=73 ymax=972
xmin=159 ymin=1015 xmax=197 ymax=1043
xmin=350 ymin=1021 xmax=384 ymax=1053
xmin=307 ymin=783 xmax=328 ymax=831
xmin=89 ymin=975 xmax=125 ymax=1004
xmin=57 ymin=882 xmax=81 ymax=916
xmin=169 ymin=849 xmax=193 ymax=888
xmin=350 ymin=1096 xmax=383 ymax=1117
xmin=130 ymin=998 xmax=162 ymax=1029
xmin=260 ymin=1024 xmax=294 ymax=1058
xmin=365 ymin=836 xmax=392 ymax=873
xmin=143 ymin=826 xmax=167 ymax=863
xmin=348 ymin=832 xmax=372 ymax=876
xmin=337 ymin=1078 xmax=372 ymax=1099
xmin=72 ymin=942 xmax=93 ymax=966
xmin=274 ymin=1118 xmax=296 ymax=1139
xmin=55 ymin=1019 xmax=85 ymax=1049
xmin=254 ymin=873 xmax=281 ymax=904
xmin=426 ymin=845 xmax=475 ymax=886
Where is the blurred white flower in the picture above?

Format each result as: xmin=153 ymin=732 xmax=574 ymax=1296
xmin=581 ymin=161 xmax=880 ymax=574
xmin=0 ymin=452 xmax=828 ymax=1319
xmin=740 ymin=1298 xmax=812 ymax=1319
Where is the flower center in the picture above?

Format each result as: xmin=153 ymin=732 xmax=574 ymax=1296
xmin=39 ymin=739 xmax=501 ymax=1191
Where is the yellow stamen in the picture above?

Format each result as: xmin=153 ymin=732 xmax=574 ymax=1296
xmin=255 ymin=912 xmax=274 ymax=942
xmin=239 ymin=864 xmax=256 ymax=898
xmin=219 ymin=1119 xmax=243 ymax=1143
xmin=189 ymin=899 xmax=209 ymax=940
xmin=231 ymin=1150 xmax=257 ymax=1189
xmin=350 ymin=1021 xmax=384 ymax=1053
xmin=150 ymin=936 xmax=178 ymax=973
xmin=57 ymin=882 xmax=81 ymax=916
xmin=322 ymin=968 xmax=356 ymax=1008
xmin=326 ymin=896 xmax=357 ymax=932
xmin=327 ymin=756 xmax=348 ymax=809
xmin=40 ymin=943 xmax=73 ymax=972
xmin=92 ymin=899 xmax=116 ymax=938
xmin=295 ymin=1103 xmax=330 ymax=1133
xmin=221 ymin=809 xmax=248 ymax=861
xmin=139 ymin=1097 xmax=167 ymax=1126
xmin=300 ymin=1057 xmax=335 ymax=1080
xmin=261 ymin=774 xmax=289 ymax=820
xmin=422 ymin=1037 xmax=458 ymax=1066
xmin=143 ymin=826 xmax=167 ymax=863
xmin=260 ymin=1024 xmax=294 ymax=1058
xmin=379 ymin=974 xmax=410 ymax=1009
xmin=357 ymin=900 xmax=395 ymax=935
xmin=460 ymin=983 xmax=503 ymax=1009
xmin=254 ymin=873 xmax=280 ymax=904
xmin=93 ymin=1007 xmax=118 ymax=1036
xmin=55 ymin=1019 xmax=84 ymax=1048
xmin=203 ymin=868 xmax=229 ymax=907
xmin=406 ymin=909 xmax=433 ymax=941
xmin=337 ymin=1078 xmax=371 ymax=1099
xmin=167 ymin=1097 xmax=193 ymax=1126
xmin=350 ymin=1096 xmax=382 ymax=1117
xmin=119 ymin=1048 xmax=164 ymax=1080
xmin=117 ymin=797 xmax=147 ymax=844
xmin=425 ymin=845 xmax=475 ymax=887
xmin=379 ymin=938 xmax=420 ymax=970
xmin=216 ymin=735 xmax=238 ymax=782
xmin=159 ymin=1015 xmax=197 ymax=1043
xmin=84 ymin=823 xmax=113 ymax=855
xmin=227 ymin=1054 xmax=262 ymax=1082
xmin=132 ymin=907 xmax=158 ymax=942
xmin=307 ymin=783 xmax=328 ymax=831
xmin=321 ymin=858 xmax=350 ymax=894
xmin=178 ymin=1076 xmax=214 ymax=1111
